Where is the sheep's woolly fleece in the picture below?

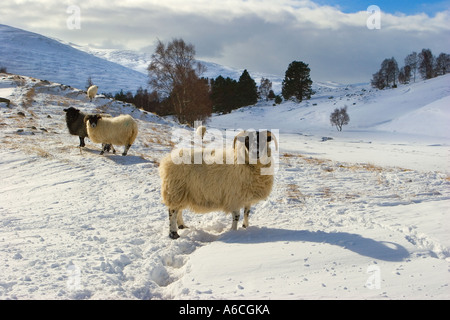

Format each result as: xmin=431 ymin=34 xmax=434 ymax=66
xmin=87 ymin=85 xmax=98 ymax=100
xmin=86 ymin=114 xmax=138 ymax=155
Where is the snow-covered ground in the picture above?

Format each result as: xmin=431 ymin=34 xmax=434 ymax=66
xmin=1 ymin=69 xmax=449 ymax=300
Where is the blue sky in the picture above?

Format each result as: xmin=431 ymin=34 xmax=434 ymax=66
xmin=314 ymin=0 xmax=450 ymax=15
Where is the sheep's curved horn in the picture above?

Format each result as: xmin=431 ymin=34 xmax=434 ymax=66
xmin=267 ymin=131 xmax=278 ymax=151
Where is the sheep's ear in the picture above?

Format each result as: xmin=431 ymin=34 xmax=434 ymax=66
xmin=63 ymin=108 xmax=68 ymax=112
xmin=245 ymin=136 xmax=250 ymax=151
xmin=233 ymin=131 xmax=247 ymax=149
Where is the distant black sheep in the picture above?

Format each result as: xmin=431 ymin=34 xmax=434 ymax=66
xmin=63 ymin=107 xmax=112 ymax=150
xmin=64 ymin=107 xmax=89 ymax=147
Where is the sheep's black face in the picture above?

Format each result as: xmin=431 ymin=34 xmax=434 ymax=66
xmin=63 ymin=107 xmax=80 ymax=121
xmin=86 ymin=114 xmax=102 ymax=128
xmin=245 ymin=131 xmax=273 ymax=160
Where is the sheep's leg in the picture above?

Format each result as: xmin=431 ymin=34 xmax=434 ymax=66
xmin=231 ymin=210 xmax=240 ymax=230
xmin=168 ymin=209 xmax=180 ymax=239
xmin=122 ymin=144 xmax=131 ymax=156
xmin=177 ymin=211 xmax=187 ymax=229
xmin=100 ymin=144 xmax=107 ymax=155
xmin=243 ymin=206 xmax=251 ymax=228
xmin=79 ymin=137 xmax=85 ymax=147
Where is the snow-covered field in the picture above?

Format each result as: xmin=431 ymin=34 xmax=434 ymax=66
xmin=1 ymin=69 xmax=449 ymax=300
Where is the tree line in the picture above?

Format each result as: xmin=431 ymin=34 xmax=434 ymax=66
xmin=371 ymin=49 xmax=449 ymax=89
xmin=106 ymin=38 xmax=313 ymax=126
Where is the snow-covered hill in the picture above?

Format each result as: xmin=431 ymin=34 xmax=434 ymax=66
xmin=0 ymin=23 xmax=284 ymax=97
xmin=73 ymin=44 xmax=284 ymax=93
xmin=0 ymin=24 xmax=148 ymax=94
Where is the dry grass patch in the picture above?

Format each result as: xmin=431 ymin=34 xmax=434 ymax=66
xmin=23 ymin=87 xmax=36 ymax=108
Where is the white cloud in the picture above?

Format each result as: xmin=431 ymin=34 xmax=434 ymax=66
xmin=1 ymin=0 xmax=449 ymax=83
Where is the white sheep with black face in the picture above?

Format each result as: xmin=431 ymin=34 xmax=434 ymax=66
xmin=159 ymin=129 xmax=278 ymax=239
xmin=85 ymin=114 xmax=138 ymax=156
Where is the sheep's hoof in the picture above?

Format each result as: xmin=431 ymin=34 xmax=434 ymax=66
xmin=178 ymin=225 xmax=188 ymax=229
xmin=242 ymin=224 xmax=248 ymax=228
xmin=122 ymin=153 xmax=127 ymax=156
xmin=99 ymin=151 xmax=105 ymax=155
xmin=169 ymin=232 xmax=180 ymax=240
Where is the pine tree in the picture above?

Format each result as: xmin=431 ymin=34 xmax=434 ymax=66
xmin=237 ymin=69 xmax=258 ymax=107
xmin=210 ymin=76 xmax=239 ymax=114
xmin=281 ymin=61 xmax=313 ymax=102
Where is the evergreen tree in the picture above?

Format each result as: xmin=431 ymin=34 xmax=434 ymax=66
xmin=281 ymin=61 xmax=313 ymax=102
xmin=210 ymin=76 xmax=239 ymax=114
xmin=267 ymin=89 xmax=276 ymax=100
xmin=114 ymin=89 xmax=127 ymax=102
xmin=237 ymin=69 xmax=258 ymax=107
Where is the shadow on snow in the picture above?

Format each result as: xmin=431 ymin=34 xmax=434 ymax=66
xmin=219 ymin=227 xmax=410 ymax=262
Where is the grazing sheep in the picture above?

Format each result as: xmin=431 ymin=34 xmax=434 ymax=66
xmin=159 ymin=129 xmax=278 ymax=239
xmin=63 ymin=107 xmax=113 ymax=151
xmin=85 ymin=114 xmax=138 ymax=156
xmin=87 ymin=85 xmax=98 ymax=102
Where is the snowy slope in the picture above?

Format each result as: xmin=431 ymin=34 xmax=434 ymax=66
xmin=73 ymin=44 xmax=284 ymax=93
xmin=0 ymin=71 xmax=449 ymax=300
xmin=209 ymin=74 xmax=450 ymax=172
xmin=0 ymin=24 xmax=148 ymax=94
